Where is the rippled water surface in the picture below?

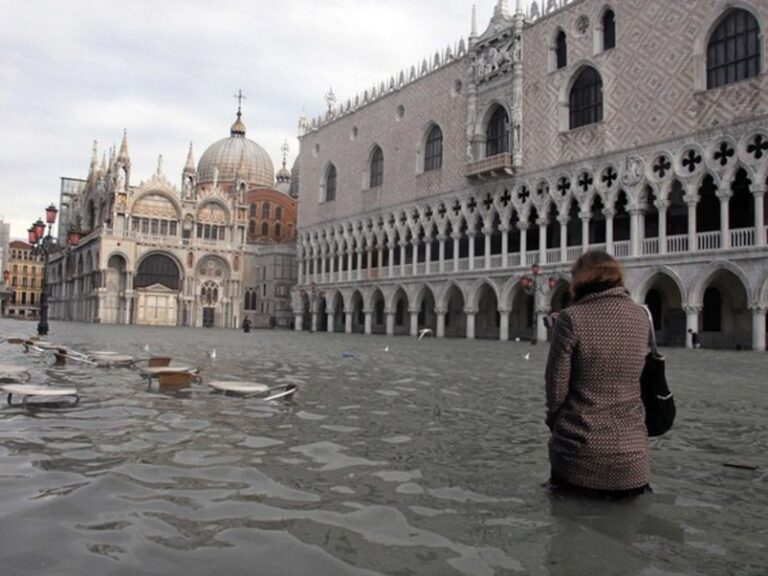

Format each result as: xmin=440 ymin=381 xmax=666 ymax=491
xmin=0 ymin=319 xmax=766 ymax=575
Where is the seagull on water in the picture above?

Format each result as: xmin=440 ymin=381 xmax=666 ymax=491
xmin=210 ymin=348 xmax=217 ymax=360
xmin=143 ymin=343 xmax=150 ymax=352
xmin=384 ymin=346 xmax=390 ymax=352
xmin=524 ymin=352 xmax=531 ymax=361
xmin=418 ymin=328 xmax=433 ymax=341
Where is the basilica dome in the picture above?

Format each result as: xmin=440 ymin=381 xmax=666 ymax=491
xmin=197 ymin=112 xmax=275 ymax=188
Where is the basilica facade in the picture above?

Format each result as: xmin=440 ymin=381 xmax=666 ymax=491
xmin=48 ymin=107 xmax=298 ymax=329
xmin=294 ymin=0 xmax=768 ymax=350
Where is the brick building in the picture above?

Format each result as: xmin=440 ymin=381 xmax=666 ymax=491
xmin=294 ymin=0 xmax=768 ymax=350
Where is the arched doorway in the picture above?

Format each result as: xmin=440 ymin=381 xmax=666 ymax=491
xmin=105 ymin=254 xmax=128 ymax=324
xmin=195 ymin=257 xmax=231 ymax=328
xmin=476 ymin=284 xmax=500 ymax=340
xmin=350 ymin=291 xmax=364 ymax=334
xmin=392 ymin=288 xmax=409 ymax=336
xmin=698 ymin=269 xmax=750 ymax=349
xmin=417 ymin=286 xmax=438 ymax=334
xmin=371 ymin=289 xmax=386 ymax=335
xmin=510 ymin=285 xmax=534 ymax=341
xmin=134 ymin=253 xmax=181 ymax=326
xmin=444 ymin=285 xmax=466 ymax=338
xmin=332 ymin=292 xmax=345 ymax=333
xmin=643 ymin=274 xmax=685 ymax=346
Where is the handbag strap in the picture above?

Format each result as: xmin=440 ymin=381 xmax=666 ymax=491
xmin=641 ymin=305 xmax=659 ymax=356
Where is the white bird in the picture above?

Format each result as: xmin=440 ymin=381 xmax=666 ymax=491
xmin=514 ymin=337 xmax=521 ymax=342
xmin=384 ymin=346 xmax=390 ymax=352
xmin=418 ymin=328 xmax=433 ymax=341
xmin=524 ymin=352 xmax=531 ymax=361
xmin=210 ymin=348 xmax=217 ymax=360
xmin=143 ymin=343 xmax=150 ymax=352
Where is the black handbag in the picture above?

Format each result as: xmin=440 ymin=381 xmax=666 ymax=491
xmin=640 ymin=306 xmax=676 ymax=436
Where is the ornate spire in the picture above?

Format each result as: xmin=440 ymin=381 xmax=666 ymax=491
xmin=184 ymin=142 xmax=196 ymax=174
xmin=90 ymin=140 xmax=99 ymax=171
xmin=156 ymin=154 xmax=164 ymax=176
xmin=494 ymin=0 xmax=510 ymax=18
xmin=470 ymin=4 xmax=477 ymax=38
xmin=117 ymin=129 xmax=130 ymax=164
xmin=231 ymin=89 xmax=246 ymax=137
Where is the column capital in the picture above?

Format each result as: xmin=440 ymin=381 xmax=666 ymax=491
xmin=451 ymin=231 xmax=462 ymax=240
xmin=751 ymin=186 xmax=767 ymax=197
xmin=384 ymin=307 xmax=395 ymax=315
xmin=363 ymin=308 xmax=374 ymax=315
xmin=434 ymin=307 xmax=447 ymax=315
xmin=436 ymin=233 xmax=447 ymax=241
xmin=683 ymin=305 xmax=703 ymax=314
xmin=497 ymin=306 xmax=511 ymax=314
xmin=518 ymin=222 xmax=530 ymax=231
xmin=408 ymin=307 xmax=420 ymax=315
xmin=748 ymin=304 xmax=768 ymax=314
xmin=463 ymin=306 xmax=477 ymax=315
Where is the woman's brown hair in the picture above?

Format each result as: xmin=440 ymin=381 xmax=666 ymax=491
xmin=570 ymin=251 xmax=626 ymax=303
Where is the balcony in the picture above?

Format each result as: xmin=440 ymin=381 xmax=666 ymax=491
xmin=466 ymin=153 xmax=514 ymax=179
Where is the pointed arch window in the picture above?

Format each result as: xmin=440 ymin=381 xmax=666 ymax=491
xmin=325 ymin=164 xmax=337 ymax=202
xmin=275 ymin=206 xmax=283 ymax=221
xmin=569 ymin=66 xmax=603 ymax=129
xmin=262 ymin=202 xmax=270 ymax=218
xmin=261 ymin=222 xmax=270 ymax=237
xmin=370 ymin=146 xmax=384 ymax=188
xmin=707 ymin=9 xmax=761 ymax=89
xmin=602 ymin=9 xmax=616 ymax=50
xmin=249 ymin=204 xmax=257 ymax=217
xmin=486 ymin=107 xmax=509 ymax=157
xmin=424 ymin=125 xmax=443 ymax=171
xmin=275 ymin=222 xmax=282 ymax=240
xmin=556 ymin=31 xmax=568 ymax=69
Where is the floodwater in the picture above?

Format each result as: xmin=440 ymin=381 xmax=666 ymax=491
xmin=0 ymin=319 xmax=766 ymax=576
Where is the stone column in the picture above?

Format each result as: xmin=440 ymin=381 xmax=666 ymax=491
xmin=604 ymin=210 xmax=615 ymax=255
xmin=452 ymin=232 xmax=461 ymax=272
xmin=468 ymin=233 xmax=476 ymax=271
xmin=356 ymin=249 xmax=363 ymax=281
xmin=686 ymin=193 xmax=698 ymax=252
xmin=385 ymin=309 xmax=395 ymax=336
xmin=750 ymin=306 xmax=766 ymax=352
xmin=519 ymin=223 xmax=528 ymax=266
xmin=378 ymin=247 xmax=384 ymax=277
xmin=347 ymin=249 xmax=354 ymax=282
xmin=294 ymin=313 xmax=303 ymax=332
xmin=501 ymin=226 xmax=509 ymax=268
xmin=297 ymin=258 xmax=304 ymax=286
xmin=484 ymin=228 xmax=492 ymax=270
xmin=465 ymin=309 xmax=476 ymax=340
xmin=684 ymin=306 xmax=700 ymax=349
xmin=337 ymin=251 xmax=344 ymax=283
xmin=536 ymin=303 xmax=550 ymax=344
xmin=329 ymin=250 xmax=336 ymax=283
xmin=719 ymin=194 xmax=730 ymax=249
xmin=538 ymin=219 xmax=547 ymax=263
xmin=409 ymin=308 xmax=419 ymax=337
xmin=425 ymin=238 xmax=432 ymax=275
xmin=754 ymin=187 xmax=765 ymax=247
xmin=345 ymin=309 xmax=353 ymax=334
xmin=559 ymin=217 xmax=568 ymax=262
xmin=438 ymin=234 xmax=446 ymax=273
xmin=364 ymin=309 xmax=372 ymax=335
xmin=400 ymin=242 xmax=407 ymax=277
xmin=499 ymin=307 xmax=510 ymax=342
xmin=320 ymin=251 xmax=327 ymax=284
xmin=658 ymin=202 xmax=668 ymax=255
xmin=630 ymin=208 xmax=641 ymax=257
xmin=366 ymin=248 xmax=373 ymax=279
xmin=581 ymin=214 xmax=590 ymax=253
xmin=311 ymin=311 xmax=318 ymax=333
xmin=327 ymin=310 xmax=335 ymax=333
xmin=411 ymin=241 xmax=419 ymax=276
xmin=388 ymin=244 xmax=395 ymax=278
xmin=436 ymin=308 xmax=446 ymax=338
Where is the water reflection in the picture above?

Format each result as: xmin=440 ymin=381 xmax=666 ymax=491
xmin=0 ymin=320 xmax=766 ymax=575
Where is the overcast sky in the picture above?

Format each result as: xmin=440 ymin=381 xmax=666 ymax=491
xmin=0 ymin=1 xmax=526 ymax=239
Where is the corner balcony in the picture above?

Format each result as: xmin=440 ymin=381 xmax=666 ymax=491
xmin=466 ymin=153 xmax=514 ymax=180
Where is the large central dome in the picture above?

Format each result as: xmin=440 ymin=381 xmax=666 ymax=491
xmin=197 ymin=111 xmax=275 ymax=188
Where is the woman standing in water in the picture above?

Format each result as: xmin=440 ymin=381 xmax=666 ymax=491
xmin=545 ymin=252 xmax=650 ymax=497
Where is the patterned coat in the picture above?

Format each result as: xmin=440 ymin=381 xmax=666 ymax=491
xmin=545 ymin=287 xmax=650 ymax=491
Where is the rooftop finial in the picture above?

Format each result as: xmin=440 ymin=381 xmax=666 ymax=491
xmin=184 ymin=142 xmax=196 ymax=173
xmin=117 ymin=129 xmax=130 ymax=163
xmin=495 ymin=0 xmax=510 ymax=18
xmin=230 ymin=90 xmax=247 ymax=137
xmin=280 ymin=140 xmax=290 ymax=168
xmin=471 ymin=4 xmax=477 ymax=38
xmin=324 ymin=87 xmax=337 ymax=114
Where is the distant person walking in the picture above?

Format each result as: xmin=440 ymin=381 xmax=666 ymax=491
xmin=687 ymin=329 xmax=701 ymax=349
xmin=545 ymin=252 xmax=651 ymax=497
xmin=242 ymin=315 xmax=252 ymax=333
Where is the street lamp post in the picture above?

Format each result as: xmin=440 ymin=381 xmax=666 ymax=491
xmin=29 ymin=204 xmax=59 ymax=336
xmin=520 ymin=261 xmax=557 ymax=345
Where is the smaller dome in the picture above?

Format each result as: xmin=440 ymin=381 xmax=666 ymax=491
xmin=276 ymin=162 xmax=291 ymax=183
